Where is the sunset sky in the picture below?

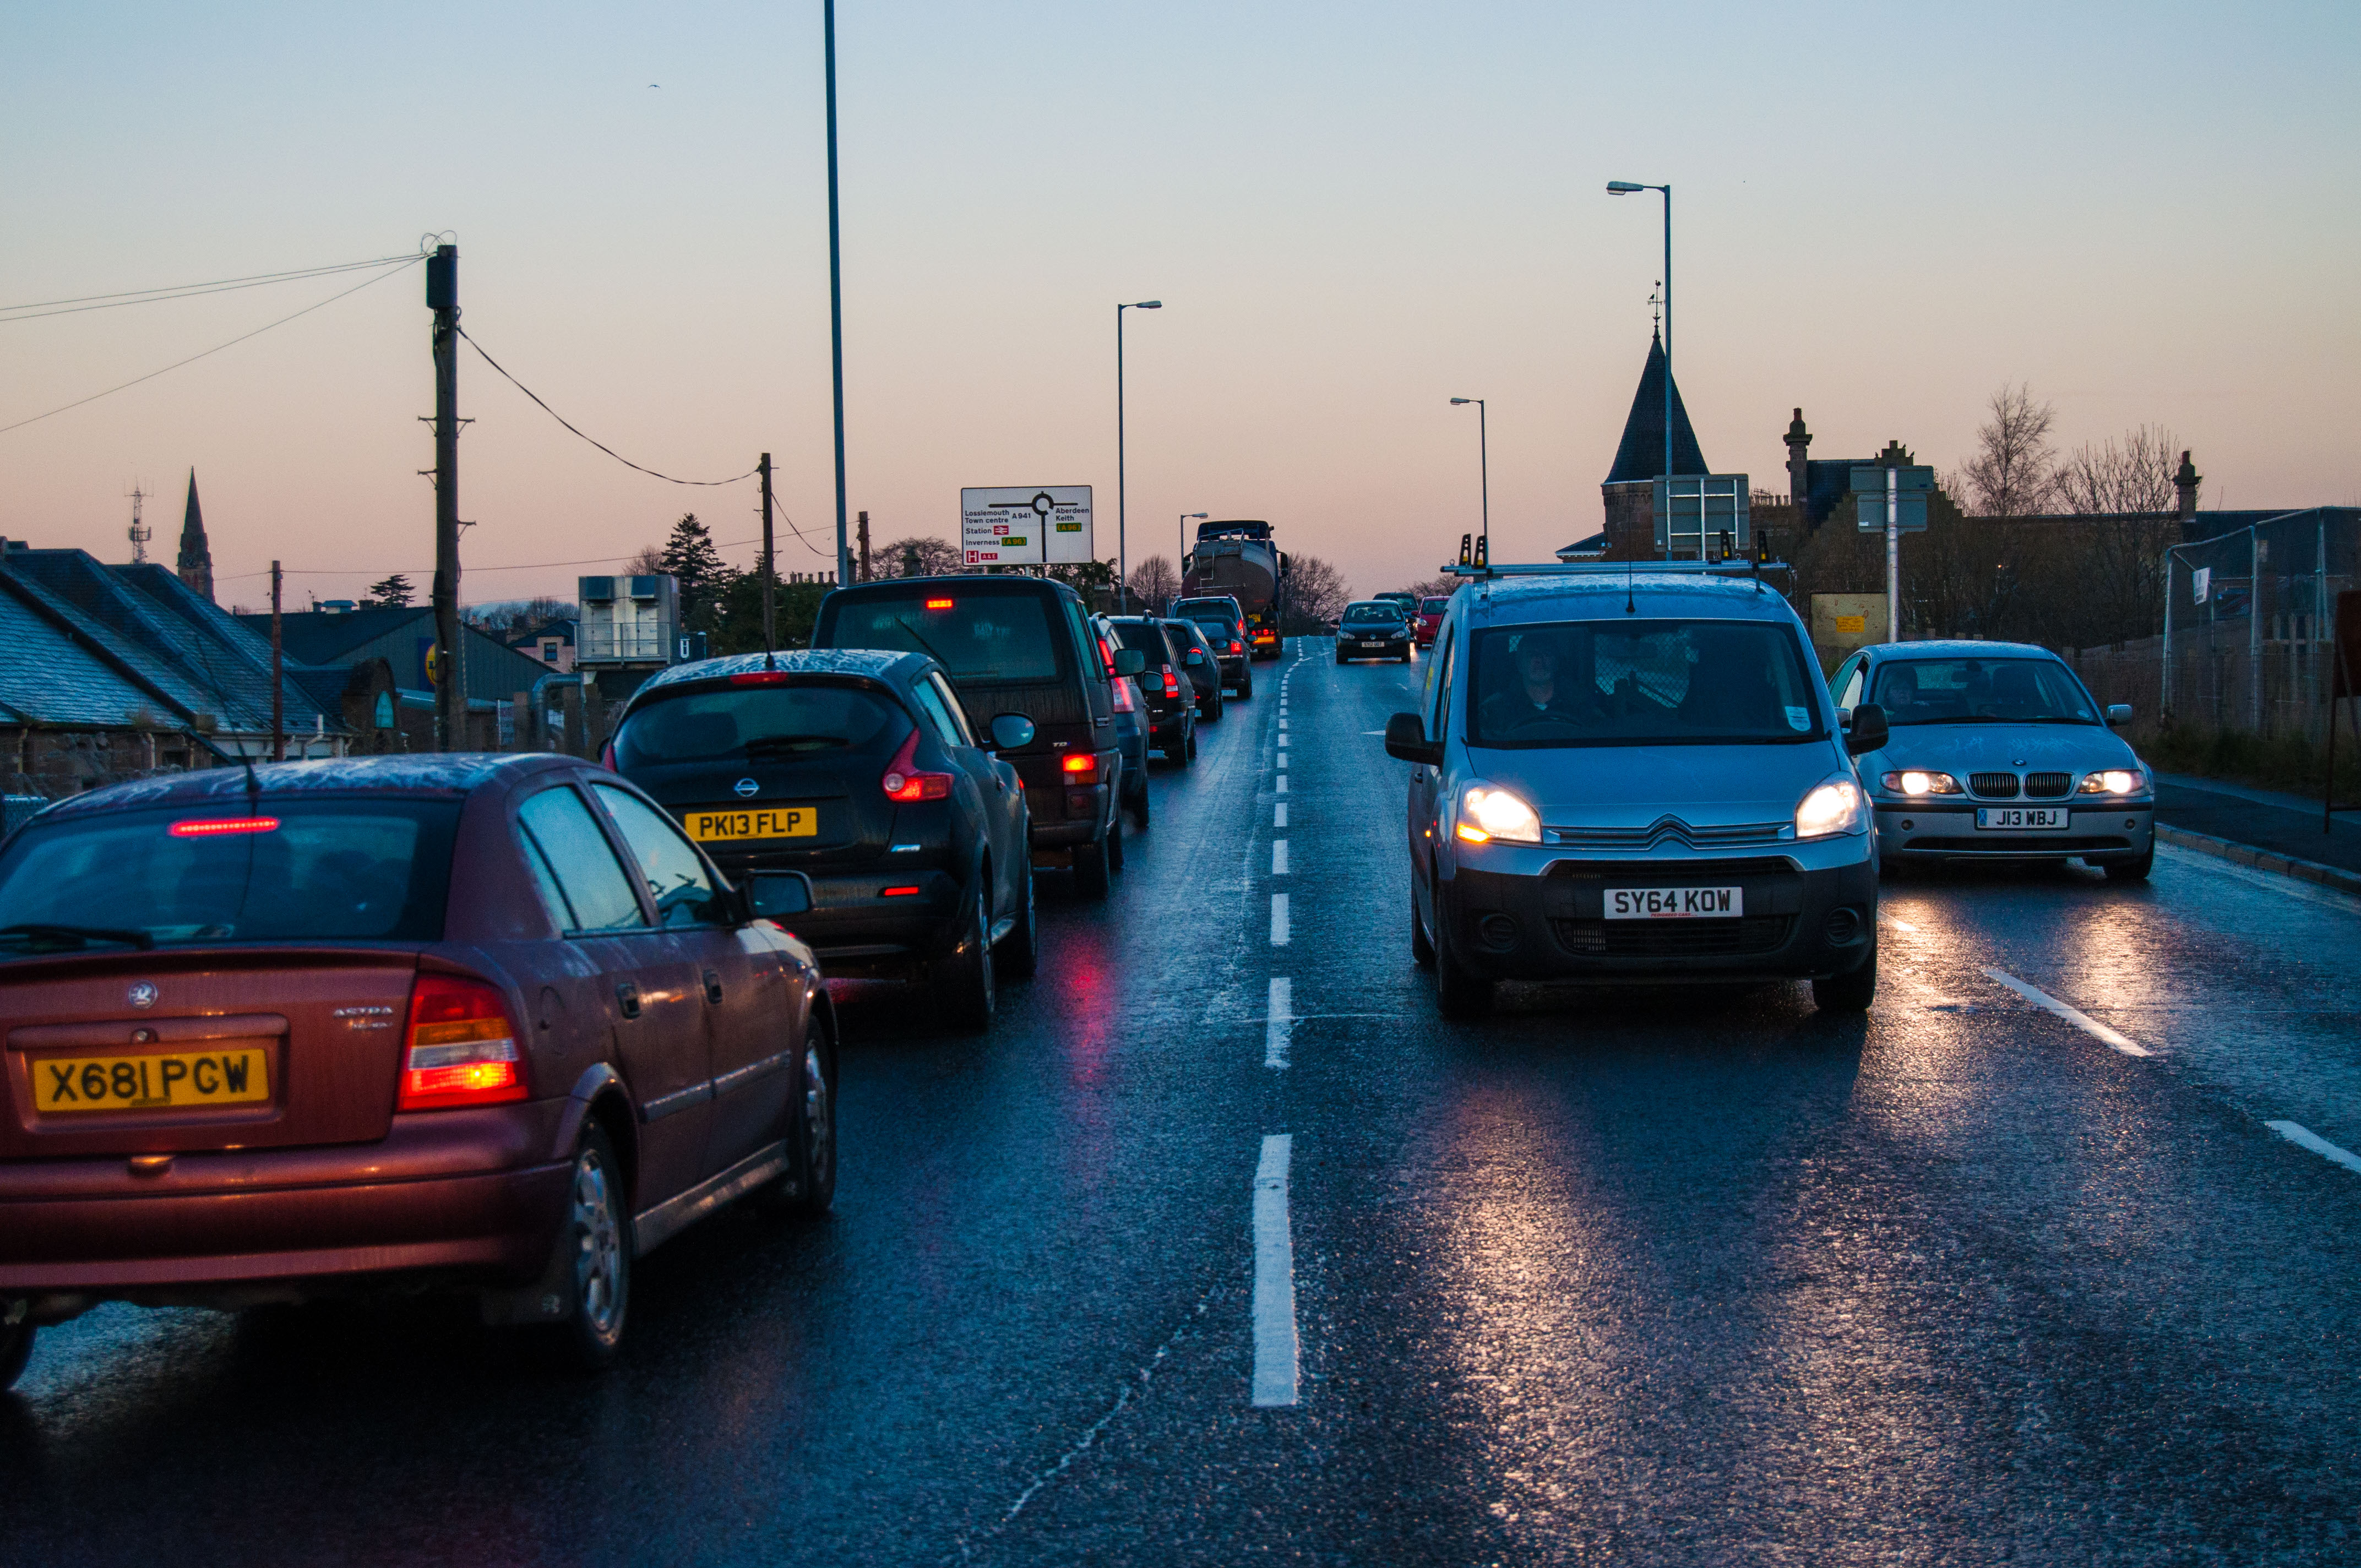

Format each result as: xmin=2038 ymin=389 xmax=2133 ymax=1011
xmin=6 ymin=1 xmax=2356 ymax=609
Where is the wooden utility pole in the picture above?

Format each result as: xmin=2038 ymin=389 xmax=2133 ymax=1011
xmin=427 ymin=244 xmax=463 ymax=751
xmin=269 ymin=560 xmax=285 ymax=760
xmin=759 ymin=453 xmax=777 ymax=663
xmin=857 ymin=510 xmax=871 ymax=581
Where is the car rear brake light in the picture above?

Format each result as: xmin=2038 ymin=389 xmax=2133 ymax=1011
xmin=880 ymin=727 xmax=954 ymax=802
xmin=1163 ymin=667 xmax=1181 ymax=697
xmin=398 ymin=974 xmax=526 ymax=1112
xmin=1062 ymin=753 xmax=1097 ymax=780
xmin=1109 ymin=677 xmax=1137 ymax=712
xmin=170 ymin=816 xmax=280 ymax=837
xmin=730 ymin=671 xmax=793 ymax=686
xmin=1229 ymin=641 xmax=1243 ymax=654
xmin=882 ymin=885 xmax=922 ymax=897
xmin=1097 ymin=637 xmax=1117 ymax=675
xmin=925 ymin=598 xmax=955 ymax=610
xmin=599 ymin=740 xmax=617 ymax=770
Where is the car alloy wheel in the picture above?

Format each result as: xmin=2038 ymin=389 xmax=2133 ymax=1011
xmin=542 ymin=1123 xmax=631 ymax=1370
xmin=943 ymin=876 xmax=996 ymax=1032
xmin=793 ymin=1026 xmax=837 ymax=1212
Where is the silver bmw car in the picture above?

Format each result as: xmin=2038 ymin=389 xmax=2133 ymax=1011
xmin=1832 ymin=640 xmax=2156 ymax=881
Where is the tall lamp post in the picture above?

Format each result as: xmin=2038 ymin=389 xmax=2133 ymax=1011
xmin=825 ymin=0 xmax=852 ymax=586
xmin=1449 ymin=398 xmax=1488 ymax=560
xmin=1178 ymin=511 xmax=1207 ymax=608
xmin=1607 ymin=179 xmax=1673 ymax=511
xmin=1117 ymin=300 xmax=1162 ymax=610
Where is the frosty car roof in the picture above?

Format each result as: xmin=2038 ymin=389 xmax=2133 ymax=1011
xmin=1464 ymin=571 xmax=1805 ymax=628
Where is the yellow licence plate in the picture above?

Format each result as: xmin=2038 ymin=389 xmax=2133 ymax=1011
xmin=34 ymin=1049 xmax=271 ymax=1114
xmin=687 ymin=807 xmax=819 ymax=843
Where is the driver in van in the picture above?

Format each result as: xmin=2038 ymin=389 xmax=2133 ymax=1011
xmin=1481 ymin=638 xmax=1596 ymax=732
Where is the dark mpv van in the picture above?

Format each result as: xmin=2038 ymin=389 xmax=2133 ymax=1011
xmin=813 ymin=576 xmax=1140 ymax=898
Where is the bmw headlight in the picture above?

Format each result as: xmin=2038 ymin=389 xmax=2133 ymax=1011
xmin=1794 ymin=776 xmax=1866 ymax=839
xmin=1879 ymin=770 xmax=1962 ymax=797
xmin=1457 ymin=782 xmax=1542 ymax=845
xmin=2077 ymin=768 xmax=2146 ymax=795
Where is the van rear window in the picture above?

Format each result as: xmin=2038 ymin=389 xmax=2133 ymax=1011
xmin=0 ymin=801 xmax=460 ymax=948
xmin=822 ymin=592 xmax=1065 ymax=683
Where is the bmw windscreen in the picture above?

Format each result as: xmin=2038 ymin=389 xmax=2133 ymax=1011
xmin=1869 ymin=657 xmax=2099 ymax=726
xmin=1466 ymin=620 xmax=1824 ymax=747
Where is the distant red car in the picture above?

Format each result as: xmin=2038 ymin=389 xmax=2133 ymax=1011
xmin=0 ymin=755 xmax=836 ymax=1386
xmin=1414 ymin=596 xmax=1449 ymax=647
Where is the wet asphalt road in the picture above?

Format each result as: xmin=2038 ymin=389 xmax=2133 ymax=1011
xmin=8 ymin=639 xmax=2361 ymax=1565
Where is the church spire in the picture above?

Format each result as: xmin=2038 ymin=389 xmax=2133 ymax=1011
xmin=177 ymin=468 xmax=214 ymax=602
xmin=1602 ymin=333 xmax=1707 ymax=484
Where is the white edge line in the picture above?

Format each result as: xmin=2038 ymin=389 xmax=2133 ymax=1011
xmin=1983 ymin=967 xmax=2151 ymax=1057
xmin=2265 ymin=1119 xmax=2361 ymax=1175
xmin=1251 ymin=1133 xmax=1299 ymax=1407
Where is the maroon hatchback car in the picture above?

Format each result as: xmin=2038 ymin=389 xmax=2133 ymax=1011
xmin=0 ymin=755 xmax=835 ymax=1386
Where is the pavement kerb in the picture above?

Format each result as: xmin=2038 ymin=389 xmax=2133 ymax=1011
xmin=2155 ymin=823 xmax=2361 ymax=898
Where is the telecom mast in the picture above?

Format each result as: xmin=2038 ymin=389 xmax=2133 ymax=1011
xmin=126 ymin=483 xmax=150 ymax=563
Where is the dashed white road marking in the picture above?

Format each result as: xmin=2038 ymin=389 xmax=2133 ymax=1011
xmin=1250 ymin=1134 xmax=1299 ymax=1407
xmin=1279 ymin=717 xmax=1288 ymax=729
xmin=1276 ymin=775 xmax=1288 ymax=793
xmin=1270 ymin=892 xmax=1291 ymax=945
xmin=1983 ymin=967 xmax=2151 ymax=1057
xmin=2266 ymin=1120 xmax=2361 ymax=1175
xmin=1264 ymin=978 xmax=1292 ymax=1068
xmin=1277 ymin=733 xmax=1289 ymax=749
xmin=1272 ymin=839 xmax=1290 ymax=874
xmin=1274 ymin=802 xmax=1288 ymax=827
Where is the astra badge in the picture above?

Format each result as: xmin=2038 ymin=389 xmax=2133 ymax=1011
xmin=127 ymin=982 xmax=158 ymax=1010
xmin=734 ymin=778 xmax=760 ymax=798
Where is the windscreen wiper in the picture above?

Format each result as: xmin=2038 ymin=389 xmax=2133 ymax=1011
xmin=894 ymin=617 xmax=953 ymax=668
xmin=0 ymin=922 xmax=156 ymax=951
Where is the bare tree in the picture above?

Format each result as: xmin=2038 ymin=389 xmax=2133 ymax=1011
xmin=2055 ymin=425 xmax=2182 ymax=515
xmin=1960 ymin=384 xmax=2058 ymax=517
xmin=624 ymin=545 xmax=667 ymax=576
xmin=1126 ymin=554 xmax=1178 ymax=610
xmin=1287 ymin=555 xmax=1352 ymax=626
xmin=878 ymin=535 xmax=963 ymax=578
xmin=1406 ymin=575 xmax=1456 ymax=601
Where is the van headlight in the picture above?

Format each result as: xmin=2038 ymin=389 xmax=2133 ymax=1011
xmin=1794 ymin=776 xmax=1866 ymax=839
xmin=1457 ymin=782 xmax=1541 ymax=845
xmin=2076 ymin=769 xmax=2146 ymax=795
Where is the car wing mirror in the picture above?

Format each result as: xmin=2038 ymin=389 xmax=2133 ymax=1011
xmin=1185 ymin=650 xmax=1205 ymax=665
xmin=1845 ymin=703 xmax=1889 ymax=756
xmin=1112 ymin=648 xmax=1146 ymax=678
xmin=746 ymin=870 xmax=813 ymax=923
xmin=989 ymin=713 xmax=1037 ymax=751
xmin=2106 ymin=703 xmax=2134 ymax=727
xmin=1384 ymin=711 xmax=1443 ymax=766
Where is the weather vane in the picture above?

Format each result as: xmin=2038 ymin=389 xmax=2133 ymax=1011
xmin=1649 ymin=283 xmax=1662 ymax=335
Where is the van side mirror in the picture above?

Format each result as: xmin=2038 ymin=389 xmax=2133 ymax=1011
xmin=989 ymin=714 xmax=1037 ymax=751
xmin=2106 ymin=703 xmax=2134 ymax=727
xmin=1844 ymin=703 xmax=1889 ymax=756
xmin=745 ymin=870 xmax=813 ymax=923
xmin=1112 ymin=648 xmax=1146 ymax=678
xmin=1384 ymin=711 xmax=1443 ymax=766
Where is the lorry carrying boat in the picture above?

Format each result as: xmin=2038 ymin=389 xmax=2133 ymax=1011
xmin=1179 ymin=520 xmax=1290 ymax=660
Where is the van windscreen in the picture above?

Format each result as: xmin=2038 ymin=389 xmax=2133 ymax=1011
xmin=1466 ymin=619 xmax=1824 ymax=748
xmin=824 ymin=592 xmax=1064 ymax=683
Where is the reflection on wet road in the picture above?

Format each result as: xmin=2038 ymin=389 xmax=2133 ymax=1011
xmin=7 ymin=639 xmax=2360 ymax=1565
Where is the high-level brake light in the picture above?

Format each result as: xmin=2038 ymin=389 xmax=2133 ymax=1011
xmin=924 ymin=598 xmax=955 ymax=611
xmin=170 ymin=816 xmax=280 ymax=837
xmin=880 ymin=728 xmax=954 ymax=801
xmin=730 ymin=671 xmax=793 ymax=686
xmin=397 ymin=974 xmax=526 ymax=1111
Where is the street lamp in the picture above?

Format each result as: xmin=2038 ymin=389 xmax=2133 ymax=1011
xmin=1608 ymin=179 xmax=1673 ymax=512
xmin=1450 ymin=398 xmax=1487 ymax=561
xmin=1117 ymin=300 xmax=1162 ymax=612
xmin=1178 ymin=511 xmax=1208 ymax=609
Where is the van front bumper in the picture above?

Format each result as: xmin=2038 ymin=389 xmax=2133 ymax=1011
xmin=1440 ymin=839 xmax=1878 ymax=983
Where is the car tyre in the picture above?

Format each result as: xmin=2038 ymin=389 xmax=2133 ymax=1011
xmin=1128 ymin=778 xmax=1151 ymax=830
xmin=2102 ymin=848 xmax=2154 ymax=883
xmin=1399 ymin=647 xmax=1412 ymax=662
xmin=1410 ymin=886 xmax=1435 ymax=969
xmin=783 ymin=1014 xmax=838 ymax=1215
xmin=996 ymin=859 xmax=1038 ymax=979
xmin=539 ymin=1121 xmax=631 ymax=1372
xmin=938 ymin=875 xmax=997 ymax=1032
xmin=1335 ymin=649 xmax=1347 ymax=665
xmin=1238 ymin=671 xmax=1253 ymax=700
xmin=1108 ymin=812 xmax=1125 ymax=872
xmin=1181 ymin=722 xmax=1198 ymax=764
xmin=0 ymin=1318 xmax=34 ymax=1392
xmin=1432 ymin=898 xmax=1493 ymax=1019
xmin=1811 ymin=943 xmax=1878 ymax=1012
xmin=1073 ymin=830 xmax=1113 ymax=900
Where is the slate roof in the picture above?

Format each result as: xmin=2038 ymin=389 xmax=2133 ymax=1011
xmin=1603 ymin=332 xmax=1709 ymax=485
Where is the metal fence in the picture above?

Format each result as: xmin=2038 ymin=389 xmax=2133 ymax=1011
xmin=2152 ymin=510 xmax=2355 ymax=741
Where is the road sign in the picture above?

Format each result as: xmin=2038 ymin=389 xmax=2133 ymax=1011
xmin=960 ymin=487 xmax=1094 ymax=567
xmin=1853 ymin=465 xmax=1935 ymax=533
xmin=1652 ymin=474 xmax=1750 ymax=556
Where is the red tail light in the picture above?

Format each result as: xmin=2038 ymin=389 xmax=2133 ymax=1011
xmin=881 ymin=885 xmax=922 ymax=897
xmin=598 ymin=741 xmax=617 ymax=770
xmin=1163 ymin=667 xmax=1180 ymax=697
xmin=1229 ymin=641 xmax=1243 ymax=655
xmin=398 ymin=974 xmax=526 ymax=1112
xmin=1097 ymin=637 xmax=1117 ymax=676
xmin=1109 ymin=677 xmax=1137 ymax=712
xmin=1062 ymin=752 xmax=1097 ymax=781
xmin=880 ymin=727 xmax=954 ymax=802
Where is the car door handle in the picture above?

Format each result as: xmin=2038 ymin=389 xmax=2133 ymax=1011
xmin=703 ymin=969 xmax=723 ymax=1006
xmin=616 ymin=981 xmax=641 ymax=1020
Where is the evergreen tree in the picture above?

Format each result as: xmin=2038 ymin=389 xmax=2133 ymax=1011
xmin=366 ymin=573 xmax=416 ymax=608
xmin=659 ymin=513 xmax=736 ymax=626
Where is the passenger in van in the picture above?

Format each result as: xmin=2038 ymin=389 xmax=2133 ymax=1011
xmin=1675 ymin=625 xmax=1783 ymax=732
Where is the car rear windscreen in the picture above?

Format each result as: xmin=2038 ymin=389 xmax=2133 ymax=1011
xmin=0 ymin=800 xmax=461 ymax=948
xmin=1466 ymin=619 xmax=1825 ymax=748
xmin=822 ymin=591 xmax=1065 ymax=683
xmin=614 ymin=682 xmax=907 ymax=767
xmin=1109 ymin=622 xmax=1178 ymax=662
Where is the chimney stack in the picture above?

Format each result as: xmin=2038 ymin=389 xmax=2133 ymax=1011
xmin=2174 ymin=450 xmax=2201 ymax=522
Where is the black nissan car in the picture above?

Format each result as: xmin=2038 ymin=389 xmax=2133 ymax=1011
xmin=608 ymin=649 xmax=1037 ymax=1029
xmin=813 ymin=576 xmax=1138 ymax=897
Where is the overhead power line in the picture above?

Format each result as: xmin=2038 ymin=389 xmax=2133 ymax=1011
xmin=458 ymin=326 xmax=758 ymax=488
xmin=0 ymin=253 xmax=427 ymax=323
xmin=0 ymin=257 xmax=422 ymax=437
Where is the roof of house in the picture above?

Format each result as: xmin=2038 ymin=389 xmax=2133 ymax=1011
xmin=1603 ymin=332 xmax=1709 ymax=486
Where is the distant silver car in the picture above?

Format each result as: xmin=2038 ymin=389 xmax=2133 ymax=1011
xmin=1832 ymin=640 xmax=2155 ymax=881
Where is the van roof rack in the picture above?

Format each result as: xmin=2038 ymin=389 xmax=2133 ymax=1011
xmin=1442 ymin=559 xmax=1789 ymax=579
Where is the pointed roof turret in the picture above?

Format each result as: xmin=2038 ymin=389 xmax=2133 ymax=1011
xmin=1603 ymin=331 xmax=1708 ymax=484
xmin=176 ymin=468 xmax=214 ymax=602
